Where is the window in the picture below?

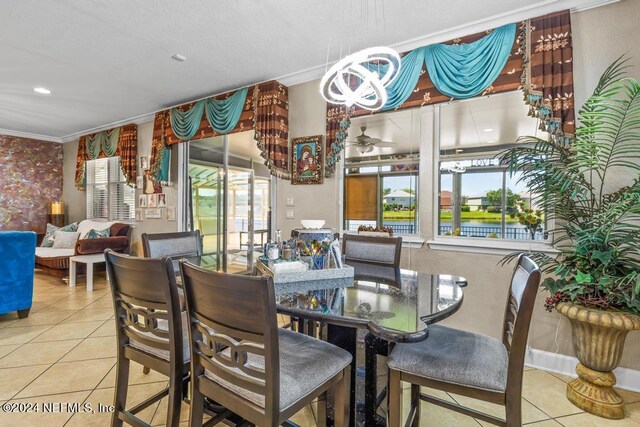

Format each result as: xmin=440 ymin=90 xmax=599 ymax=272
xmin=344 ymin=155 xmax=419 ymax=235
xmin=85 ymin=157 xmax=135 ymax=220
xmin=437 ymin=91 xmax=547 ymax=241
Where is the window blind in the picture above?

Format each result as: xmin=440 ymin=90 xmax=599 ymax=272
xmin=345 ymin=175 xmax=378 ymax=220
xmin=86 ymin=157 xmax=135 ymax=220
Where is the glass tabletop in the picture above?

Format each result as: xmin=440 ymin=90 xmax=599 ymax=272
xmin=274 ymin=266 xmax=465 ymax=343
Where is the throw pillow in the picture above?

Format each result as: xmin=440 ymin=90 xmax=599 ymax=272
xmin=86 ymin=228 xmax=111 ymax=239
xmin=41 ymin=222 xmax=79 ymax=247
xmin=52 ymin=231 xmax=80 ymax=249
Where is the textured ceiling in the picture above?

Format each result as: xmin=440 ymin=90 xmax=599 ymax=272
xmin=0 ymin=0 xmax=613 ymax=141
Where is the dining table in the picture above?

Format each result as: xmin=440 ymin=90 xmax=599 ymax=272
xmin=258 ymin=260 xmax=467 ymax=427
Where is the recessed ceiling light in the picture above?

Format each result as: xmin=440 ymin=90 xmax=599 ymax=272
xmin=485 ymin=140 xmax=496 ymax=143
xmin=33 ymin=87 xmax=51 ymax=94
xmin=171 ymin=54 xmax=186 ymax=62
xmin=483 ymin=128 xmax=494 ymax=132
xmin=455 ymin=149 xmax=464 ymax=153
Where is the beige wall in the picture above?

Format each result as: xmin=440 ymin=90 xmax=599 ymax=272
xmin=62 ymin=121 xmax=179 ymax=256
xmin=59 ymin=0 xmax=640 ymax=370
xmin=274 ymin=0 xmax=640 ymax=370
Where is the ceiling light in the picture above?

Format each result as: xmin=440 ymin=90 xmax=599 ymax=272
xmin=356 ymin=145 xmax=374 ymax=155
xmin=448 ymin=162 xmax=466 ymax=174
xmin=171 ymin=54 xmax=186 ymax=62
xmin=455 ymin=149 xmax=464 ymax=153
xmin=320 ymin=46 xmax=401 ymax=111
xmin=485 ymin=140 xmax=497 ymax=143
xmin=33 ymin=87 xmax=51 ymax=94
xmin=483 ymin=128 xmax=494 ymax=132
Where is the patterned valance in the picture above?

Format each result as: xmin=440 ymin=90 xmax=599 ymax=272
xmin=151 ymin=80 xmax=289 ymax=179
xmin=521 ymin=10 xmax=575 ymax=144
xmin=75 ymin=124 xmax=137 ymax=189
xmin=325 ymin=10 xmax=575 ymax=177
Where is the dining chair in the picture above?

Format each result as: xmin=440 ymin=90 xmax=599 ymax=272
xmin=104 ymin=249 xmax=190 ymax=427
xmin=342 ymin=233 xmax=402 ymax=286
xmin=142 ymin=231 xmax=203 ymax=274
xmin=179 ymin=260 xmax=353 ymax=426
xmin=387 ymin=255 xmax=541 ymax=427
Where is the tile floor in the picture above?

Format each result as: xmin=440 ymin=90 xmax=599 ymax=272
xmin=0 ymin=271 xmax=638 ymax=426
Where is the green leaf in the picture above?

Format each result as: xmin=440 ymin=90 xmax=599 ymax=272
xmin=576 ymin=271 xmax=593 ymax=284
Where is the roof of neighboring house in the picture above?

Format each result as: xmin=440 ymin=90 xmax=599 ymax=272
xmin=383 ymin=190 xmax=415 ymax=199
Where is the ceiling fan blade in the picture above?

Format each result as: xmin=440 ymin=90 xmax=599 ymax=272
xmin=374 ymin=140 xmax=397 ymax=147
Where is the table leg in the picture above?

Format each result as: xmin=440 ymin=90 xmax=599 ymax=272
xmin=69 ymin=260 xmax=76 ymax=288
xmin=86 ymin=262 xmax=94 ymax=292
xmin=327 ymin=324 xmax=357 ymax=427
xmin=365 ymin=332 xmax=390 ymax=427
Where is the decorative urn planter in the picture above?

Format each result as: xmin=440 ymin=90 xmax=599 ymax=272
xmin=556 ymin=302 xmax=640 ymax=419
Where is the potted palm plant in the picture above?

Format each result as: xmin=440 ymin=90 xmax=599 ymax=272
xmin=501 ymin=57 xmax=640 ymax=420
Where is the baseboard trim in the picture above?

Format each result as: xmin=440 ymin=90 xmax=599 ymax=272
xmin=525 ymin=348 xmax=640 ymax=393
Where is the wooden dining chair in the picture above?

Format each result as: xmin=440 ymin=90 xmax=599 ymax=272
xmin=179 ymin=260 xmax=353 ymax=427
xmin=105 ymin=250 xmax=190 ymax=427
xmin=387 ymin=255 xmax=541 ymax=427
xmin=342 ymin=233 xmax=402 ymax=285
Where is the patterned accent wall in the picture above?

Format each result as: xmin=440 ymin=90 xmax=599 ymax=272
xmin=0 ymin=135 xmax=63 ymax=232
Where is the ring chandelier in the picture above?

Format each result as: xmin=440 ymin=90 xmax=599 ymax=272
xmin=320 ymin=46 xmax=401 ymax=111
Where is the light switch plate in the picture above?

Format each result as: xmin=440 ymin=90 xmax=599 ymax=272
xmin=285 ymin=196 xmax=295 ymax=206
xmin=285 ymin=208 xmax=295 ymax=219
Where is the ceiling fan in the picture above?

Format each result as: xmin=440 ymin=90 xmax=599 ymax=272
xmin=346 ymin=126 xmax=397 ymax=154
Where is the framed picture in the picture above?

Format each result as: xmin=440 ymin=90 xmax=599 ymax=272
xmin=145 ymin=208 xmax=162 ymax=219
xmin=138 ymin=194 xmax=147 ymax=208
xmin=147 ymin=193 xmax=157 ymax=208
xmin=135 ymin=209 xmax=142 ymax=221
xmin=136 ymin=176 xmax=143 ymax=189
xmin=139 ymin=155 xmax=150 ymax=170
xmin=157 ymin=193 xmax=167 ymax=208
xmin=166 ymin=206 xmax=176 ymax=221
xmin=291 ymin=135 xmax=323 ymax=185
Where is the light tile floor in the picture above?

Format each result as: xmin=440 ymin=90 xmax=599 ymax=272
xmin=0 ymin=272 xmax=638 ymax=426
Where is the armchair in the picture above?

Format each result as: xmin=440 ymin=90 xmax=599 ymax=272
xmin=0 ymin=231 xmax=36 ymax=318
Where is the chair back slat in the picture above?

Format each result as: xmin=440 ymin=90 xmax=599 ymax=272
xmin=502 ymin=255 xmax=541 ymax=392
xmin=105 ymin=250 xmax=183 ymax=366
xmin=180 ymin=261 xmax=279 ymax=416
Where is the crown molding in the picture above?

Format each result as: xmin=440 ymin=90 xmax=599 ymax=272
xmin=276 ymin=0 xmax=620 ymax=87
xmin=0 ymin=128 xmax=63 ymax=143
xmin=59 ymin=112 xmax=156 ymax=143
xmin=0 ymin=0 xmax=619 ymax=143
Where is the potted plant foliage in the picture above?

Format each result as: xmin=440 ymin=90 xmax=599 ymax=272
xmin=501 ymin=58 xmax=640 ymax=419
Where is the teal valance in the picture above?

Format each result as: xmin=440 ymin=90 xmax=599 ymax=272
xmin=170 ymin=100 xmax=205 ymax=140
xmin=205 ymin=87 xmax=248 ymax=134
xmin=85 ymin=127 xmax=121 ymax=159
xmin=365 ymin=23 xmax=516 ymax=111
xmin=424 ymin=23 xmax=516 ymax=98
xmin=168 ymin=87 xmax=248 ymax=141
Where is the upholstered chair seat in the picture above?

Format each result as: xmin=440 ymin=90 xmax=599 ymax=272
xmin=388 ymin=324 xmax=508 ymax=392
xmin=204 ymin=328 xmax=352 ymax=411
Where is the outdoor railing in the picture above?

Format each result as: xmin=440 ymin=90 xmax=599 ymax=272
xmin=439 ymin=225 xmax=542 ymax=240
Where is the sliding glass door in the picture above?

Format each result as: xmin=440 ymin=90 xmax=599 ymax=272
xmin=183 ymin=133 xmax=270 ymax=273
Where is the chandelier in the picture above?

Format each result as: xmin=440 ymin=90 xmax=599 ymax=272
xmin=320 ymin=46 xmax=401 ymax=111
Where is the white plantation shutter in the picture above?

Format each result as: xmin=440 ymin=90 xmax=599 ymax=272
xmin=86 ymin=157 xmax=135 ymax=220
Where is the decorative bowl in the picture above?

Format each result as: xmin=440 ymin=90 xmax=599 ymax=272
xmin=301 ymin=220 xmax=325 ymax=229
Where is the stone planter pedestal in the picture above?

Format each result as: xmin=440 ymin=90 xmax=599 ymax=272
xmin=556 ymin=302 xmax=640 ymax=419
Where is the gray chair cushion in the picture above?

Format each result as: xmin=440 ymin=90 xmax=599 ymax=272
xmin=205 ymin=328 xmax=352 ymax=411
xmin=129 ymin=312 xmax=190 ymax=363
xmin=388 ymin=324 xmax=508 ymax=392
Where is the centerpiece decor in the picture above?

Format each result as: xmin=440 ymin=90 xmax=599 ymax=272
xmin=501 ymin=57 xmax=640 ymax=419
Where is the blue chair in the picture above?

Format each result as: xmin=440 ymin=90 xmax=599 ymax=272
xmin=0 ymin=231 xmax=36 ymax=318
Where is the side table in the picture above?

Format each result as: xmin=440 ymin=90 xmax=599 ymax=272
xmin=69 ymin=253 xmax=107 ymax=292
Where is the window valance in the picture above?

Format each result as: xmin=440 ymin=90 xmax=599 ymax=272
xmin=75 ymin=124 xmax=137 ymax=189
xmin=150 ymin=80 xmax=289 ymax=180
xmin=325 ymin=10 xmax=575 ymax=177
